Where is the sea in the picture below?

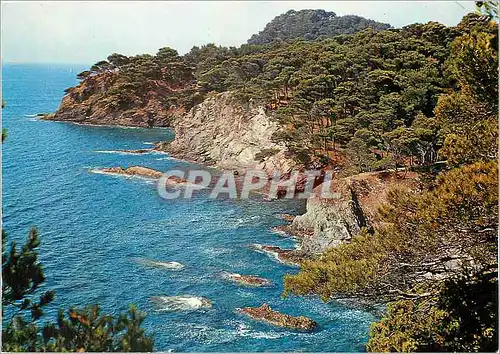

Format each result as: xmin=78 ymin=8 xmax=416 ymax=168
xmin=2 ymin=63 xmax=376 ymax=352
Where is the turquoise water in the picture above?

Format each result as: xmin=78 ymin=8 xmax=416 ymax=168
xmin=2 ymin=63 xmax=376 ymax=352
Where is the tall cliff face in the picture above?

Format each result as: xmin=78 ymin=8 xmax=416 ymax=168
xmin=158 ymin=91 xmax=296 ymax=175
xmin=293 ymin=171 xmax=420 ymax=255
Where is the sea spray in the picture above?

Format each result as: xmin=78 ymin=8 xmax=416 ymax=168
xmin=150 ymin=295 xmax=212 ymax=311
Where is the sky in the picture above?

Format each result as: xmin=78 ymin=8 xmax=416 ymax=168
xmin=2 ymin=1 xmax=476 ymax=64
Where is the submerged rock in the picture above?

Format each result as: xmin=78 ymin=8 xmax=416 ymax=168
xmin=223 ymin=272 xmax=272 ymax=287
xmin=250 ymin=244 xmax=304 ymax=266
xmin=115 ymin=148 xmax=153 ymax=154
xmin=238 ymin=303 xmax=317 ymax=331
xmin=133 ymin=258 xmax=185 ymax=270
xmin=150 ymin=295 xmax=212 ymax=312
xmin=278 ymin=213 xmax=296 ymax=222
xmin=96 ymin=166 xmax=190 ymax=186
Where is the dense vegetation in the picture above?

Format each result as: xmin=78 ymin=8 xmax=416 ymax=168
xmin=189 ymin=14 xmax=496 ymax=172
xmin=72 ymin=10 xmax=495 ymax=173
xmin=247 ymin=9 xmax=391 ymax=44
xmin=283 ymin=8 xmax=498 ymax=352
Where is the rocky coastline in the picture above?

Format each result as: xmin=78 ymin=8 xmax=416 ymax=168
xmin=50 ymin=85 xmax=421 ymax=258
xmin=269 ymin=170 xmax=420 ymax=255
xmin=42 ymin=70 xmax=186 ymax=127
xmin=44 ymin=72 xmax=421 ymax=331
xmin=154 ymin=91 xmax=297 ymax=178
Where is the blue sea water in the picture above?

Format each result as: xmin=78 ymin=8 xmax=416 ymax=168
xmin=2 ymin=63 xmax=376 ymax=352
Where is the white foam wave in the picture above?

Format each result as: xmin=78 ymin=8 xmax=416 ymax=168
xmin=93 ymin=149 xmax=152 ymax=155
xmin=236 ymin=328 xmax=288 ymax=339
xmin=226 ymin=320 xmax=293 ymax=339
xmin=230 ymin=215 xmax=261 ymax=228
xmin=221 ymin=271 xmax=241 ymax=279
xmin=270 ymin=228 xmax=291 ymax=237
xmin=150 ymin=295 xmax=211 ymax=311
xmin=134 ymin=258 xmax=185 ymax=270
xmin=202 ymin=247 xmax=232 ymax=256
xmin=155 ymin=155 xmax=181 ymax=161
xmin=88 ymin=168 xmax=119 ymax=176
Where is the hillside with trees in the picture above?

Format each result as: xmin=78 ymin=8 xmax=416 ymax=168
xmin=53 ymin=11 xmax=496 ymax=175
xmin=283 ymin=8 xmax=498 ymax=352
xmin=247 ymin=9 xmax=391 ymax=44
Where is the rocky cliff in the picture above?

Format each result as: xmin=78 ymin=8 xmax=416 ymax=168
xmin=156 ymin=91 xmax=296 ymax=176
xmin=291 ymin=170 xmax=420 ymax=255
xmin=44 ymin=70 xmax=191 ymax=127
xmin=44 ymin=49 xmax=201 ymax=128
xmin=46 ymin=67 xmax=296 ymax=177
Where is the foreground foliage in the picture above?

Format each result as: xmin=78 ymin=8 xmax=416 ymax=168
xmin=366 ymin=271 xmax=497 ymax=352
xmin=2 ymin=99 xmax=153 ymax=351
xmin=1 ymin=228 xmax=154 ymax=351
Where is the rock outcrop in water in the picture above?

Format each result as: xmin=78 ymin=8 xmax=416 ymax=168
xmin=223 ymin=272 xmax=272 ymax=287
xmin=96 ymin=166 xmax=190 ymax=187
xmin=99 ymin=166 xmax=163 ymax=179
xmin=250 ymin=244 xmax=304 ymax=266
xmin=238 ymin=303 xmax=317 ymax=331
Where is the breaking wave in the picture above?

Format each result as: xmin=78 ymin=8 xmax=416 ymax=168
xmin=133 ymin=258 xmax=185 ymax=270
xmin=94 ymin=149 xmax=152 ymax=155
xmin=150 ymin=295 xmax=212 ymax=311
